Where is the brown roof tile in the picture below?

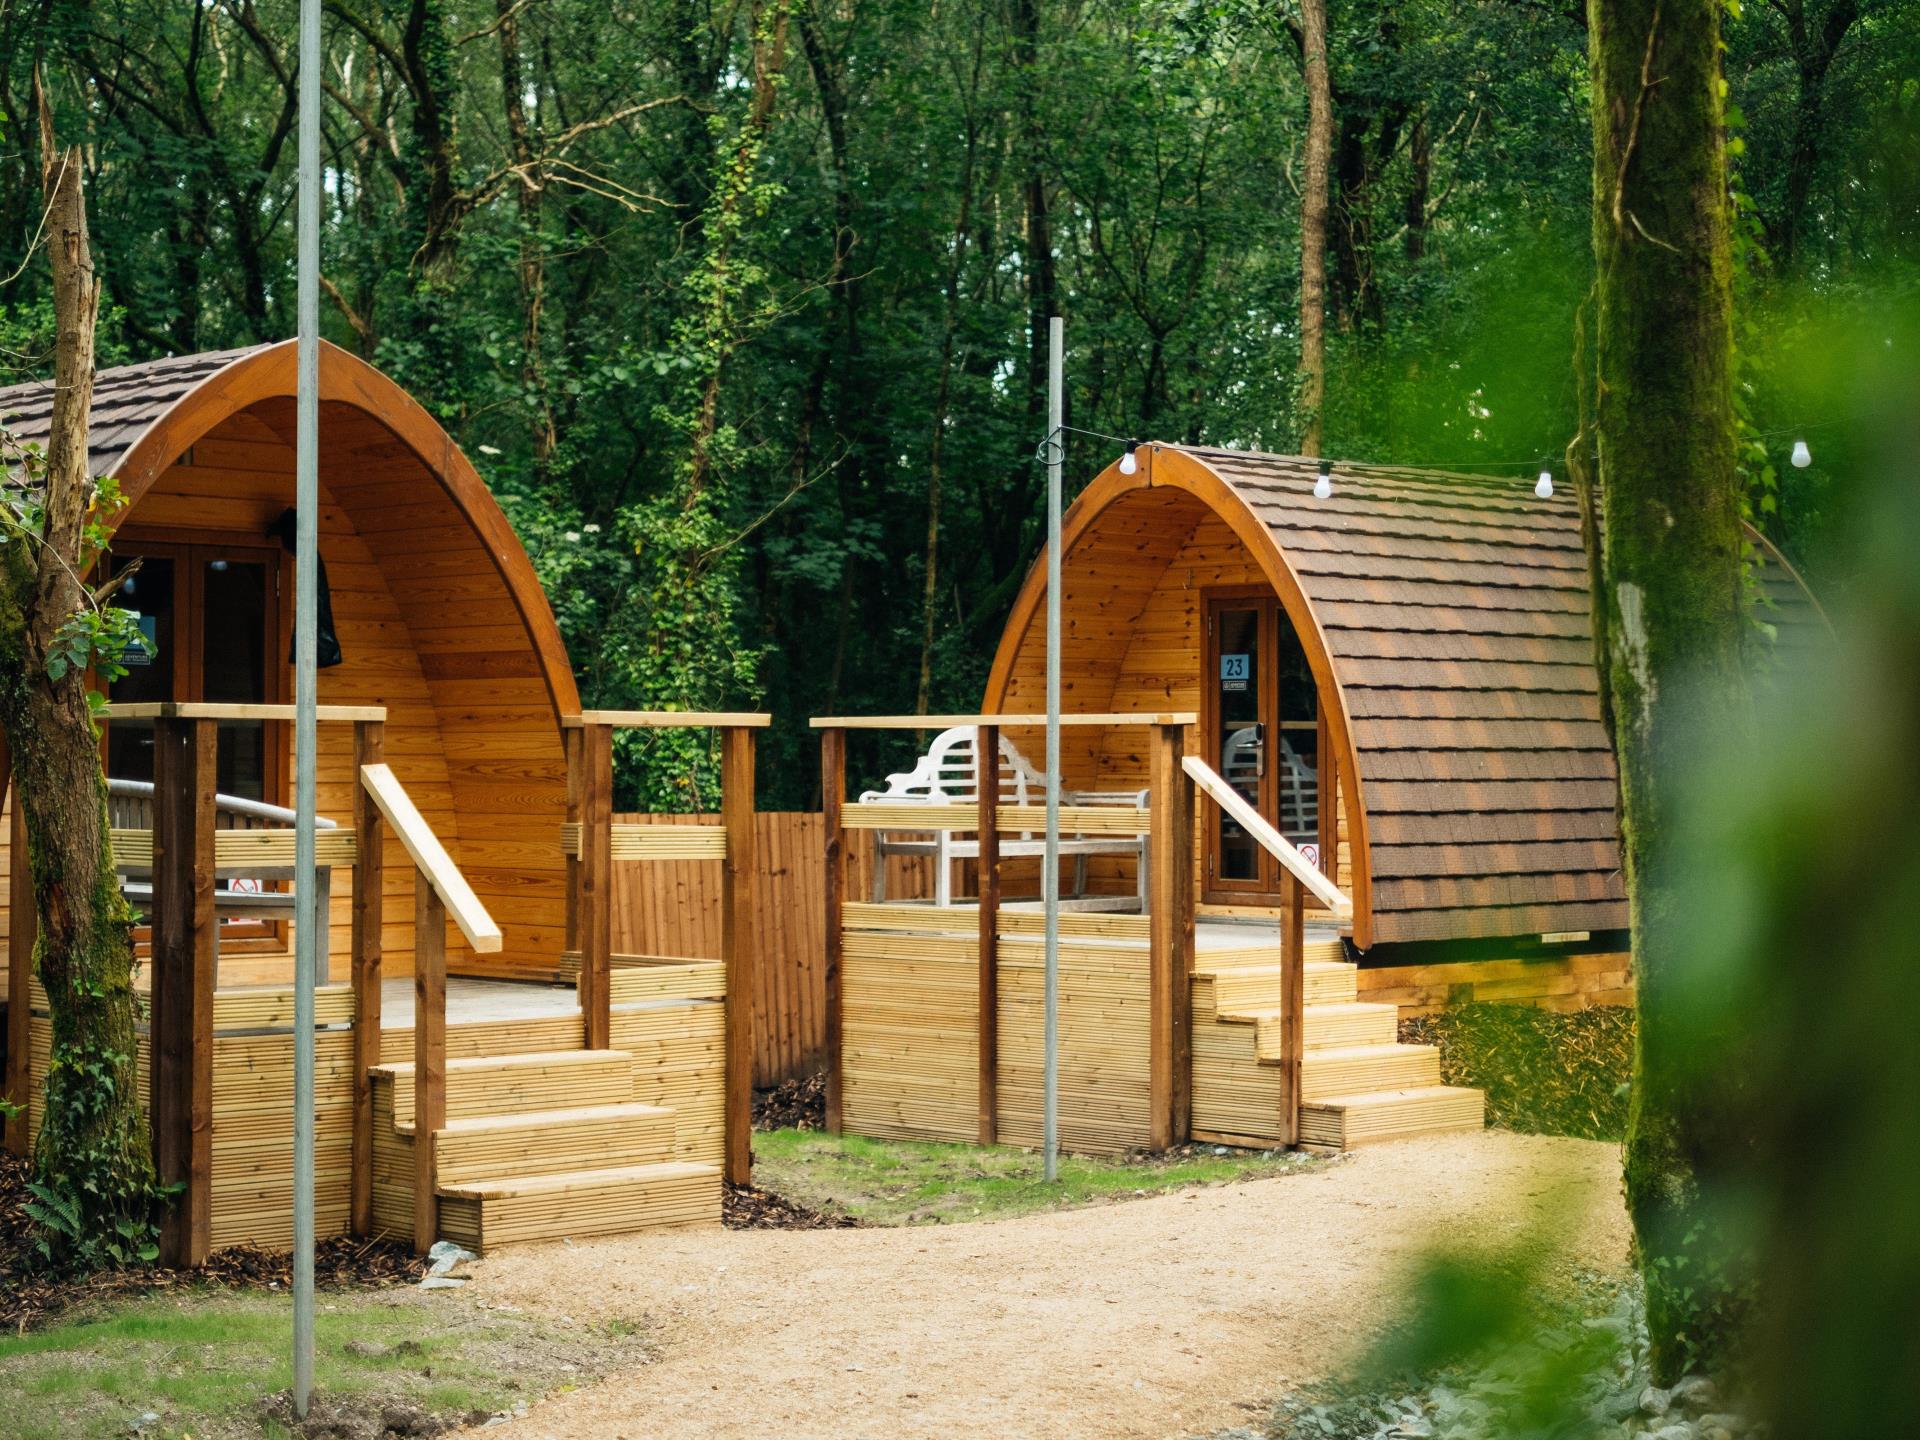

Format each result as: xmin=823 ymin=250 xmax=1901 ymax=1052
xmin=1174 ymin=445 xmax=1824 ymax=947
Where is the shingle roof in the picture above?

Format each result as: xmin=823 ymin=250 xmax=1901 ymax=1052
xmin=1177 ymin=446 xmax=1823 ymax=947
xmin=0 ymin=345 xmax=268 ymax=480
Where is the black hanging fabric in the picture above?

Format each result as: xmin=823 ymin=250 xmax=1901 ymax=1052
xmin=268 ymin=507 xmax=344 ymax=669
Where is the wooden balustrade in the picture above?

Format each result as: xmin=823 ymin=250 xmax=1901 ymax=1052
xmin=817 ymin=713 xmax=1197 ymax=1151
xmin=357 ymin=759 xmax=502 ymax=1253
xmin=1181 ymin=754 xmax=1350 ymax=1147
xmin=562 ymin=710 xmax=769 ymax=1187
xmin=95 ymin=704 xmax=393 ymax=1267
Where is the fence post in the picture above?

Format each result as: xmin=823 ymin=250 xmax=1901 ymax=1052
xmin=152 ymin=714 xmax=216 ymax=1267
xmin=1278 ymin=870 xmax=1304 ymax=1146
xmin=577 ymin=721 xmax=612 ymax=1050
xmin=720 ymin=727 xmax=757 ymax=1185
xmin=412 ymin=877 xmax=447 ymax=1254
xmin=3 ymin=739 xmax=32 ymax=1158
xmin=820 ymin=727 xmax=846 ymax=1134
xmin=1148 ymin=722 xmax=1194 ymax=1149
xmin=349 ymin=719 xmax=385 ymax=1236
xmin=976 ymin=724 xmax=1000 ymax=1145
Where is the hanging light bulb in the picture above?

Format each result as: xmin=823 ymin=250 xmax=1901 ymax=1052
xmin=1790 ymin=437 xmax=1812 ymax=469
xmin=1118 ymin=448 xmax=1137 ymax=475
xmin=1313 ymin=460 xmax=1333 ymax=500
xmin=1535 ymin=468 xmax=1554 ymax=499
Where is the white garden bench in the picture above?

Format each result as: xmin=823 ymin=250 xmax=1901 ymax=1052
xmin=109 ymin=777 xmax=339 ymax=986
xmin=860 ymin=726 xmax=1150 ymax=910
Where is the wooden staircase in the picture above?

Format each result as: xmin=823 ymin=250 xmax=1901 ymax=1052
xmin=1191 ymin=939 xmax=1484 ymax=1151
xmin=369 ymin=1048 xmax=721 ymax=1251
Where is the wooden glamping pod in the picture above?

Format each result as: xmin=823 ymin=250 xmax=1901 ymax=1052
xmin=821 ymin=442 xmax=1823 ymax=1155
xmin=0 ymin=342 xmax=753 ymax=1261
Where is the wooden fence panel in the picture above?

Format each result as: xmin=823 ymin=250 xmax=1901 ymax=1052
xmin=610 ymin=812 xmax=929 ymax=1087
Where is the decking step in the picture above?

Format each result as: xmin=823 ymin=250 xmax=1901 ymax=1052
xmin=1298 ymin=1085 xmax=1486 ymax=1150
xmin=1300 ymin=1043 xmax=1442 ymax=1101
xmin=1216 ymin=1001 xmax=1399 ymax=1052
xmin=420 ymin=1102 xmax=679 ymax=1184
xmin=374 ymin=1049 xmax=636 ymax=1125
xmin=435 ymin=1160 xmax=722 ymax=1250
xmin=1196 ymin=962 xmax=1357 ymax=1011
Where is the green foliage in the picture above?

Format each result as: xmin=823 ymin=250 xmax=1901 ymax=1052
xmin=24 ymin=1031 xmax=170 ymax=1274
xmin=0 ymin=0 xmax=1907 ymax=812
xmin=1406 ymin=1002 xmax=1636 ymax=1142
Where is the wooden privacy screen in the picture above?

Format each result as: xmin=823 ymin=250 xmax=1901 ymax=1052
xmin=604 ymin=812 xmax=931 ymax=1087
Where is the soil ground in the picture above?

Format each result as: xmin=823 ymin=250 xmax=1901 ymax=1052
xmin=460 ymin=1130 xmax=1629 ymax=1440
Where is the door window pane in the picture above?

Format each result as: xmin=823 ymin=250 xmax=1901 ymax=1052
xmin=1215 ymin=607 xmax=1262 ymax=882
xmin=105 ymin=557 xmax=176 ymax=784
xmin=201 ymin=559 xmax=270 ymax=800
xmin=1276 ymin=619 xmax=1320 ymax=850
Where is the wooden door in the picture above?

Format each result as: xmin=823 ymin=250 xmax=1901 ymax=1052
xmin=1201 ymin=591 xmax=1330 ymax=905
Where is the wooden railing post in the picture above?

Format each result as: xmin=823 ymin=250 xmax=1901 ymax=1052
xmin=976 ymin=723 xmax=1000 ymax=1145
xmin=1278 ymin=870 xmax=1305 ymax=1146
xmin=820 ymin=727 xmax=846 ymax=1134
xmin=349 ymin=720 xmax=385 ymax=1236
xmin=562 ymin=725 xmax=581 ymax=954
xmin=720 ymin=727 xmax=757 ymax=1185
xmin=2 ymin=740 xmax=32 ymax=1158
xmin=577 ymin=721 xmax=613 ymax=1050
xmin=152 ymin=715 xmax=216 ymax=1267
xmin=1148 ymin=722 xmax=1194 ymax=1150
xmin=412 ymin=876 xmax=447 ymax=1254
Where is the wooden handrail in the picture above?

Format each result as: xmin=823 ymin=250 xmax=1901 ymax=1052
xmin=562 ymin=710 xmax=772 ymax=729
xmin=810 ymin=712 xmax=1196 ymax=729
xmin=357 ymin=763 xmax=502 ymax=954
xmin=1181 ymin=755 xmax=1351 ymax=918
xmin=104 ymin=702 xmax=387 ymax=722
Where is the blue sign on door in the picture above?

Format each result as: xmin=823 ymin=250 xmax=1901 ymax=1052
xmin=1220 ymin=653 xmax=1250 ymax=691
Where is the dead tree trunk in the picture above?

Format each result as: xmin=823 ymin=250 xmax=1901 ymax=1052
xmin=1585 ymin=0 xmax=1753 ymax=1381
xmin=0 ymin=109 xmax=157 ymax=1268
xmin=1298 ymin=0 xmax=1333 ymax=456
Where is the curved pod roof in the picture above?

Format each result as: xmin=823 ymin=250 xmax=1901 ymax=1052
xmin=984 ymin=443 xmax=1825 ymax=950
xmin=0 ymin=339 xmax=579 ymax=720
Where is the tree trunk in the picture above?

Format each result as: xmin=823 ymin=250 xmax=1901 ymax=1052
xmin=1011 ymin=0 xmax=1057 ymax=430
xmin=1586 ymin=0 xmax=1752 ymax=1381
xmin=914 ymin=40 xmax=986 ymax=721
xmin=0 ymin=120 xmax=155 ymax=1267
xmin=1404 ymin=111 xmax=1430 ymax=261
xmin=1775 ymin=0 xmax=1860 ymax=269
xmin=495 ymin=0 xmax=557 ymax=475
xmin=1298 ymin=0 xmax=1332 ymax=456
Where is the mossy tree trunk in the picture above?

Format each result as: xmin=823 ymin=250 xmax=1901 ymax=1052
xmin=0 ymin=106 xmax=156 ymax=1267
xmin=1584 ymin=0 xmax=1754 ymax=1381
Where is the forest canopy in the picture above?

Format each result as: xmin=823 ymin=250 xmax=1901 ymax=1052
xmin=2 ymin=0 xmax=1913 ymax=805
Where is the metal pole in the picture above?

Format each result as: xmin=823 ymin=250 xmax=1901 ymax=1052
xmin=293 ymin=0 xmax=322 ymax=1415
xmin=1043 ymin=316 xmax=1063 ymax=1182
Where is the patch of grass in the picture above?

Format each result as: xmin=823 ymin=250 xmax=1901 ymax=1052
xmin=1404 ymin=1003 xmax=1636 ymax=1141
xmin=753 ymin=1127 xmax=1326 ymax=1225
xmin=0 ymin=1286 xmax=648 ymax=1440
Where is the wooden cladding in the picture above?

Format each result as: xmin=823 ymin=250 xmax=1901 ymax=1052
xmin=839 ymin=803 xmax=1151 ymax=835
xmin=821 ymin=718 xmax=1195 ymax=1156
xmin=560 ymin=822 xmax=729 ymax=860
xmin=109 ymin=826 xmax=360 ymax=870
xmin=568 ymin=718 xmax=757 ymax=1186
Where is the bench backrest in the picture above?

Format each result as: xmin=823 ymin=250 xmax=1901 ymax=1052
xmin=859 ymin=726 xmax=1043 ymax=805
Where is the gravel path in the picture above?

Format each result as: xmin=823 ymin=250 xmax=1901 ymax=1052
xmin=461 ymin=1131 xmax=1628 ymax=1440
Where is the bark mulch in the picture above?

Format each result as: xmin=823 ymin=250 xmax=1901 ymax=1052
xmin=752 ymin=1070 xmax=826 ymax=1132
xmin=723 ymin=1181 xmax=859 ymax=1231
xmin=1 ymin=1147 xmax=426 ymax=1334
